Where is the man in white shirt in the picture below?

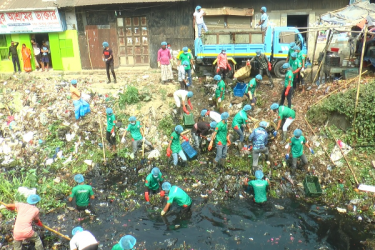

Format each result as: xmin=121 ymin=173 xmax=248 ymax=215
xmin=173 ymin=90 xmax=193 ymax=115
xmin=201 ymin=109 xmax=221 ymax=123
xmin=31 ymin=39 xmax=41 ymax=70
xmin=258 ymin=7 xmax=268 ymax=32
xmin=193 ymin=6 xmax=208 ymax=38
xmin=178 ymin=61 xmax=189 ymax=90
xmin=70 ymin=227 xmax=98 ymax=250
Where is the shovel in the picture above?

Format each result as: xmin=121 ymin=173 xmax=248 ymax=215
xmin=98 ymin=116 xmax=106 ymax=165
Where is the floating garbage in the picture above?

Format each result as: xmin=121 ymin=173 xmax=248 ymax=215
xmin=336 ymin=207 xmax=347 ymax=213
xmin=275 ymin=205 xmax=284 ymax=210
xmin=18 ymin=187 xmax=36 ymax=198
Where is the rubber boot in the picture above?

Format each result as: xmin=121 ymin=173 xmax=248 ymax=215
xmin=220 ymin=158 xmax=226 ymax=167
xmin=213 ymin=160 xmax=218 ymax=168
xmin=282 ymin=131 xmax=287 ymax=143
xmin=237 ymin=141 xmax=243 ymax=151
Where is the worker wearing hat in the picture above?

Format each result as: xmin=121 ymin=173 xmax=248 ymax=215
xmin=270 ymin=103 xmax=296 ymax=143
xmin=245 ymin=74 xmax=262 ymax=106
xmin=178 ymin=47 xmax=194 ymax=86
xmin=286 ymin=42 xmax=296 ymax=63
xmin=105 ymin=107 xmax=117 ymax=152
xmin=70 ymin=79 xmax=91 ymax=123
xmin=70 ymin=226 xmax=99 ymax=250
xmin=112 ymin=235 xmax=137 ymax=250
xmin=201 ymin=109 xmax=221 ymax=123
xmin=214 ymin=74 xmax=226 ymax=114
xmin=250 ymin=51 xmax=273 ymax=87
xmin=173 ymin=90 xmax=194 ymax=116
xmin=289 ymin=52 xmax=302 ymax=90
xmin=249 ymin=121 xmax=270 ymax=172
xmin=191 ymin=121 xmax=217 ymax=154
xmin=232 ymin=105 xmax=256 ymax=150
xmin=167 ymin=125 xmax=189 ymax=167
xmin=122 ymin=116 xmax=154 ymax=158
xmin=216 ymin=48 xmax=232 ymax=81
xmin=294 ymin=45 xmax=307 ymax=94
xmin=279 ymin=63 xmax=294 ymax=108
xmin=4 ymin=194 xmax=44 ymax=250
xmin=209 ymin=112 xmax=231 ymax=167
xmin=243 ymin=170 xmax=270 ymax=204
xmin=144 ymin=167 xmax=165 ymax=204
xmin=68 ymin=174 xmax=95 ymax=212
xmin=286 ymin=129 xmax=314 ymax=174
xmin=178 ymin=61 xmax=190 ymax=90
xmin=102 ymin=41 xmax=117 ymax=84
xmin=161 ymin=182 xmax=192 ymax=216
xmin=158 ymin=41 xmax=173 ymax=83
xmin=258 ymin=7 xmax=269 ymax=41
xmin=193 ymin=5 xmax=208 ymax=38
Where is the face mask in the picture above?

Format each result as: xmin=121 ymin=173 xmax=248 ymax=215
xmin=131 ymin=122 xmax=135 ymax=125
xmin=184 ymin=52 xmax=188 ymax=54
xmin=222 ymin=51 xmax=226 ymax=54
xmin=103 ymin=46 xmax=106 ymax=49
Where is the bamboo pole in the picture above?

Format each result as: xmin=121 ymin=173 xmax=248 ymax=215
xmin=353 ymin=25 xmax=367 ymax=138
xmin=98 ymin=117 xmax=106 ymax=164
xmin=310 ymin=31 xmax=319 ymax=82
xmin=312 ymin=29 xmax=332 ymax=84
xmin=327 ymin=128 xmax=359 ymax=185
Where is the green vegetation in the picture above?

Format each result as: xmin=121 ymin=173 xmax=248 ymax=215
xmin=158 ymin=115 xmax=175 ymax=136
xmin=118 ymin=86 xmax=140 ymax=109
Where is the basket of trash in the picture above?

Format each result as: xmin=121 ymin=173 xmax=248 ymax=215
xmin=234 ymin=65 xmax=251 ymax=80
xmin=183 ymin=113 xmax=195 ymax=128
xmin=303 ymin=176 xmax=322 ymax=197
xmin=233 ymin=82 xmax=247 ymax=97
xmin=181 ymin=141 xmax=197 ymax=159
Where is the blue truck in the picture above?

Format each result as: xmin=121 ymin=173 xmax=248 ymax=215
xmin=194 ymin=26 xmax=306 ymax=78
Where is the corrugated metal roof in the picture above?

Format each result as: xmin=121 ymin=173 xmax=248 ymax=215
xmin=0 ymin=0 xmax=186 ymax=11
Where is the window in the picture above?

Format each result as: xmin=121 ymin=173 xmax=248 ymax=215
xmin=0 ymin=35 xmax=8 ymax=60
xmin=59 ymin=39 xmax=74 ymax=58
xmin=279 ymin=32 xmax=295 ymax=44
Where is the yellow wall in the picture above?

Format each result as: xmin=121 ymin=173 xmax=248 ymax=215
xmin=59 ymin=30 xmax=82 ymax=71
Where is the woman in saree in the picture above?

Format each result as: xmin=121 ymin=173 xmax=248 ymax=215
xmin=21 ymin=44 xmax=32 ymax=73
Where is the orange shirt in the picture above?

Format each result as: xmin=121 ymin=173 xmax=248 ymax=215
xmin=14 ymin=203 xmax=40 ymax=241
xmin=70 ymin=85 xmax=81 ymax=101
xmin=217 ymin=53 xmax=228 ymax=69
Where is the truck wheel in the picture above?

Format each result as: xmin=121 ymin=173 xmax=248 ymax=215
xmin=274 ymin=60 xmax=287 ymax=78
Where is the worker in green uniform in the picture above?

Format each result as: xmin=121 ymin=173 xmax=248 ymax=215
xmin=270 ymin=103 xmax=296 ymax=143
xmin=232 ymin=105 xmax=255 ymax=150
xmin=178 ymin=47 xmax=194 ymax=86
xmin=285 ymin=42 xmax=296 ymax=63
xmin=144 ymin=167 xmax=165 ymax=204
xmin=243 ymin=170 xmax=270 ymax=204
xmin=112 ymin=235 xmax=137 ymax=250
xmin=214 ymin=74 xmax=225 ymax=114
xmin=279 ymin=63 xmax=294 ymax=108
xmin=105 ymin=108 xmax=116 ymax=152
xmin=68 ymin=174 xmax=95 ymax=212
xmin=286 ymin=129 xmax=314 ymax=174
xmin=245 ymin=74 xmax=262 ymax=106
xmin=161 ymin=182 xmax=192 ymax=216
xmin=167 ymin=125 xmax=189 ymax=167
xmin=209 ymin=112 xmax=230 ymax=167
xmin=289 ymin=52 xmax=302 ymax=90
xmin=122 ymin=116 xmax=154 ymax=158
xmin=294 ymin=45 xmax=306 ymax=94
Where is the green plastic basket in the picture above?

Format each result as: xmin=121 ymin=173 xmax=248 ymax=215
xmin=183 ymin=114 xmax=195 ymax=128
xmin=303 ymin=176 xmax=322 ymax=197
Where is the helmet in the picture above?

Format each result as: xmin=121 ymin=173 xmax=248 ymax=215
xmin=270 ymin=103 xmax=279 ymax=110
xmin=291 ymin=52 xmax=297 ymax=58
xmin=259 ymin=121 xmax=268 ymax=128
xmin=213 ymin=75 xmax=222 ymax=81
xmin=255 ymin=74 xmax=262 ymax=80
xmin=128 ymin=116 xmax=136 ymax=122
xmin=243 ymin=105 xmax=252 ymax=111
xmin=151 ymin=167 xmax=160 ymax=177
xmin=282 ymin=63 xmax=291 ymax=69
xmin=102 ymin=42 xmax=109 ymax=48
xmin=162 ymin=182 xmax=171 ymax=191
xmin=201 ymin=109 xmax=208 ymax=117
xmin=161 ymin=41 xmax=167 ymax=46
xmin=175 ymin=125 xmax=183 ymax=134
xmin=261 ymin=7 xmax=267 ymax=12
xmin=210 ymin=121 xmax=217 ymax=129
xmin=106 ymin=108 xmax=113 ymax=114
xmin=255 ymin=170 xmax=264 ymax=179
xmin=182 ymin=47 xmax=188 ymax=52
xmin=294 ymin=129 xmax=302 ymax=137
xmin=293 ymin=45 xmax=301 ymax=51
xmin=196 ymin=5 xmax=202 ymax=10
xmin=221 ymin=112 xmax=229 ymax=120
xmin=27 ymin=194 xmax=41 ymax=205
xmin=256 ymin=50 xmax=261 ymax=56
xmin=71 ymin=79 xmax=77 ymax=85
xmin=74 ymin=174 xmax=84 ymax=183
xmin=187 ymin=91 xmax=193 ymax=98
xmin=119 ymin=235 xmax=137 ymax=250
xmin=72 ymin=227 xmax=84 ymax=236
xmin=289 ymin=42 xmax=296 ymax=48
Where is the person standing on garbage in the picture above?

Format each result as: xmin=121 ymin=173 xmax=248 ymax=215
xmin=4 ymin=195 xmax=44 ymax=250
xmin=191 ymin=121 xmax=217 ymax=153
xmin=70 ymin=80 xmax=91 ymax=123
xmin=8 ymin=41 xmax=21 ymax=74
xmin=167 ymin=125 xmax=189 ymax=167
xmin=243 ymin=170 xmax=270 ymax=204
xmin=193 ymin=6 xmax=208 ymax=38
xmin=68 ymin=174 xmax=95 ymax=212
xmin=289 ymin=52 xmax=302 ymax=90
xmin=294 ymin=45 xmax=306 ymax=93
xmin=70 ymin=227 xmax=99 ymax=250
xmin=214 ymin=75 xmax=225 ymax=114
xmin=112 ymin=235 xmax=137 ymax=250
xmin=249 ymin=121 xmax=270 ymax=172
xmin=122 ymin=116 xmax=154 ymax=157
xmin=270 ymin=103 xmax=295 ymax=143
xmin=278 ymin=63 xmax=294 ymax=108
xmin=216 ymin=49 xmax=231 ymax=81
xmin=286 ymin=129 xmax=314 ymax=174
xmin=200 ymin=109 xmax=221 ymax=123
xmin=102 ymin=42 xmax=117 ymax=84
xmin=245 ymin=74 xmax=262 ymax=106
xmin=144 ymin=167 xmax=164 ymax=204
xmin=209 ymin=112 xmax=231 ymax=167
xmin=286 ymin=42 xmax=296 ymax=63
xmin=249 ymin=51 xmax=273 ymax=87
xmin=161 ymin=182 xmax=192 ymax=216
xmin=173 ymin=90 xmax=194 ymax=115
xmin=178 ymin=61 xmax=189 ymax=90
xmin=105 ymin=108 xmax=117 ymax=152
xmin=232 ymin=105 xmax=254 ymax=150
xmin=178 ymin=47 xmax=194 ymax=87
xmin=158 ymin=41 xmax=173 ymax=83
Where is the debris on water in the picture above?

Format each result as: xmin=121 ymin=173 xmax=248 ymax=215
xmin=336 ymin=207 xmax=347 ymax=213
xmin=275 ymin=205 xmax=284 ymax=210
xmin=350 ymin=199 xmax=362 ymax=205
xmin=200 ymin=194 xmax=208 ymax=198
xmin=358 ymin=216 xmax=363 ymax=221
xmin=249 ymin=238 xmax=253 ymax=241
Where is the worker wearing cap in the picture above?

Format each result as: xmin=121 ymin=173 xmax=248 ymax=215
xmin=259 ymin=7 xmax=268 ymax=41
xmin=243 ymin=170 xmax=270 ymax=204
xmin=250 ymin=51 xmax=273 ymax=86
xmin=294 ymin=45 xmax=306 ymax=93
xmin=173 ymin=90 xmax=194 ymax=115
xmin=286 ymin=42 xmax=296 ymax=63
xmin=122 ymin=116 xmax=154 ymax=157
xmin=167 ymin=125 xmax=189 ymax=167
xmin=201 ymin=109 xmax=221 ymax=123
xmin=105 ymin=108 xmax=117 ymax=152
xmin=158 ymin=41 xmax=173 ymax=83
xmin=161 ymin=182 xmax=192 ymax=216
xmin=4 ymin=195 xmax=44 ymax=250
xmin=70 ymin=227 xmax=99 ymax=250
xmin=289 ymin=52 xmax=302 ymax=90
xmin=286 ymin=129 xmax=314 ymax=174
xmin=144 ymin=167 xmax=164 ymax=204
xmin=178 ymin=61 xmax=189 ymax=90
xmin=191 ymin=121 xmax=217 ymax=153
xmin=209 ymin=112 xmax=230 ymax=167
xmin=102 ymin=42 xmax=117 ymax=84
xmin=245 ymin=74 xmax=262 ymax=106
xmin=216 ymin=48 xmax=232 ymax=81
xmin=68 ymin=174 xmax=95 ymax=212
xmin=214 ymin=75 xmax=225 ymax=114
xmin=112 ymin=235 xmax=137 ymax=250
xmin=193 ymin=6 xmax=208 ymax=38
xmin=232 ymin=105 xmax=255 ymax=150
xmin=249 ymin=121 xmax=270 ymax=172
xmin=270 ymin=103 xmax=295 ymax=143
xmin=70 ymin=79 xmax=91 ymax=123
xmin=178 ymin=47 xmax=194 ymax=86
xmin=279 ymin=63 xmax=294 ymax=108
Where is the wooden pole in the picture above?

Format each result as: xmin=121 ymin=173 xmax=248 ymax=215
xmin=86 ymin=32 xmax=93 ymax=70
xmin=327 ymin=128 xmax=359 ymax=185
xmin=310 ymin=31 xmax=319 ymax=82
xmin=312 ymin=29 xmax=332 ymax=84
xmin=353 ymin=25 xmax=367 ymax=138
xmin=98 ymin=117 xmax=106 ymax=164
